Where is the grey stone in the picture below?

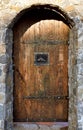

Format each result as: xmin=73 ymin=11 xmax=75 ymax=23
xmin=0 ymin=93 xmax=5 ymax=104
xmin=77 ymin=75 xmax=83 ymax=86
xmin=77 ymin=63 xmax=83 ymax=75
xmin=0 ymin=105 xmax=4 ymax=120
xmin=73 ymin=88 xmax=77 ymax=95
xmin=0 ymin=69 xmax=2 ymax=76
xmin=0 ymin=55 xmax=8 ymax=64
xmin=14 ymin=123 xmax=38 ymax=130
xmin=0 ymin=83 xmax=6 ymax=93
xmin=5 ymin=29 xmax=13 ymax=45
xmin=0 ymin=28 xmax=7 ymax=43
xmin=50 ymin=125 xmax=60 ymax=130
xmin=78 ymin=128 xmax=82 ymax=130
xmin=39 ymin=125 xmax=50 ymax=130
xmin=5 ymin=120 xmax=13 ymax=130
xmin=0 ymin=120 xmax=4 ymax=129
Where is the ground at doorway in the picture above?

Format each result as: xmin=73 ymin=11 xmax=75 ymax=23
xmin=14 ymin=122 xmax=68 ymax=130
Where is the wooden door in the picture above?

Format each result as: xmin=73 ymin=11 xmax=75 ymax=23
xmin=13 ymin=19 xmax=69 ymax=122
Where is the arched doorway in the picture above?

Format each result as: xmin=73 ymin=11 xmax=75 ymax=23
xmin=12 ymin=4 xmax=74 ymax=126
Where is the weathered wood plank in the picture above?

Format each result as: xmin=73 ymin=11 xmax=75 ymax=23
xmin=13 ymin=17 xmax=69 ymax=122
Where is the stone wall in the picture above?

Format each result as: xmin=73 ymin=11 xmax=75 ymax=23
xmin=0 ymin=0 xmax=83 ymax=130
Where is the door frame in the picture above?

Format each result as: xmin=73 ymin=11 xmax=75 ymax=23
xmin=12 ymin=5 xmax=72 ymax=122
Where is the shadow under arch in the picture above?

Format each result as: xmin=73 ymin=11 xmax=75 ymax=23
xmin=9 ymin=4 xmax=75 ymax=29
xmin=11 ymin=4 xmax=75 ymax=46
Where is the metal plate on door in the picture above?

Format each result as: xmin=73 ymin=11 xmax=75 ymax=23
xmin=34 ymin=52 xmax=49 ymax=65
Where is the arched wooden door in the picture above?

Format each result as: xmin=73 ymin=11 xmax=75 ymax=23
xmin=13 ymin=19 xmax=69 ymax=122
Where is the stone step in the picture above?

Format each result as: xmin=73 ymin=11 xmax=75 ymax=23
xmin=14 ymin=123 xmax=68 ymax=130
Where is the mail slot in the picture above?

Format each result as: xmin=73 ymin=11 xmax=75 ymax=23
xmin=34 ymin=52 xmax=49 ymax=65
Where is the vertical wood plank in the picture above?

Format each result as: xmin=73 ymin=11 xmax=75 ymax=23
xmin=13 ymin=18 xmax=69 ymax=122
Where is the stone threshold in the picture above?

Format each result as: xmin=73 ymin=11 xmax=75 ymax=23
xmin=14 ymin=122 xmax=68 ymax=130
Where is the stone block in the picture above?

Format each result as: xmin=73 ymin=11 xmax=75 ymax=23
xmin=0 ymin=44 xmax=6 ymax=54
xmin=0 ymin=69 xmax=2 ymax=76
xmin=0 ymin=120 xmax=4 ymax=129
xmin=14 ymin=123 xmax=38 ymax=130
xmin=0 ymin=105 xmax=4 ymax=120
xmin=0 ymin=29 xmax=7 ymax=43
xmin=5 ymin=120 xmax=13 ymax=130
xmin=50 ymin=125 xmax=60 ymax=130
xmin=0 ymin=55 xmax=8 ymax=64
xmin=0 ymin=84 xmax=6 ymax=93
xmin=39 ymin=125 xmax=50 ymax=130
xmin=0 ymin=93 xmax=5 ymax=104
